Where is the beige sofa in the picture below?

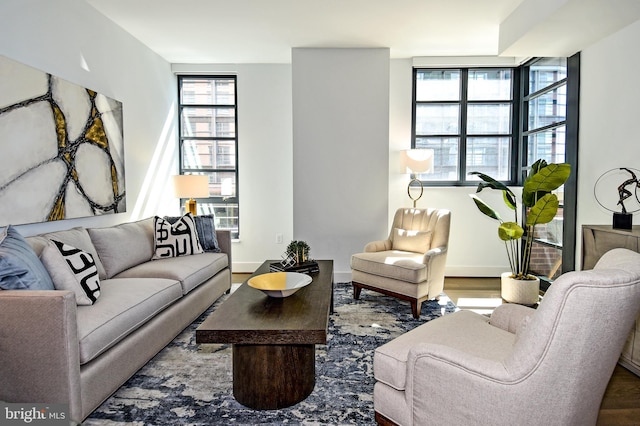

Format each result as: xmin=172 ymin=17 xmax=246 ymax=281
xmin=0 ymin=217 xmax=231 ymax=424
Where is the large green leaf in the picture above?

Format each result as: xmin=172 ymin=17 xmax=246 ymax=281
xmin=522 ymin=163 xmax=571 ymax=207
xmin=469 ymin=194 xmax=502 ymax=221
xmin=526 ymin=193 xmax=560 ymax=226
xmin=502 ymin=190 xmax=517 ymax=210
xmin=498 ymin=222 xmax=523 ymax=241
xmin=470 ymin=172 xmax=517 ymax=210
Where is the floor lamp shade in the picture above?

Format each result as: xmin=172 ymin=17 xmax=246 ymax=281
xmin=401 ymin=149 xmax=434 ymax=207
xmin=172 ymin=175 xmax=209 ymax=215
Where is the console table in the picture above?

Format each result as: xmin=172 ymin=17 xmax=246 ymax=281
xmin=582 ymin=224 xmax=640 ymax=376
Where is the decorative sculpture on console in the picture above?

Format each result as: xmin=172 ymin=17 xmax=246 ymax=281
xmin=594 ymin=167 xmax=640 ymax=230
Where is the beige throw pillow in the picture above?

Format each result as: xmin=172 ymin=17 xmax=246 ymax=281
xmin=392 ymin=228 xmax=432 ymax=253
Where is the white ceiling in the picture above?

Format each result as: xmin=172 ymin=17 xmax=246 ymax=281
xmin=85 ymin=0 xmax=640 ymax=64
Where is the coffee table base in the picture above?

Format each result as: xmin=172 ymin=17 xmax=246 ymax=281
xmin=232 ymin=344 xmax=316 ymax=410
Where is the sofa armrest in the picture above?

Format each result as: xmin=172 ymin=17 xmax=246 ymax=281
xmin=216 ymin=229 xmax=232 ymax=270
xmin=0 ymin=290 xmax=82 ymax=420
xmin=489 ymin=303 xmax=536 ymax=334
xmin=364 ymin=239 xmax=392 ymax=252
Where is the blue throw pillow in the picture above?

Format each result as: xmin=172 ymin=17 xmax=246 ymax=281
xmin=165 ymin=214 xmax=220 ymax=253
xmin=0 ymin=225 xmax=55 ymax=290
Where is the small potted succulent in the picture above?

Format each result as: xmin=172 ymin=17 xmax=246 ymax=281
xmin=469 ymin=159 xmax=571 ymax=304
xmin=287 ymin=240 xmax=310 ymax=264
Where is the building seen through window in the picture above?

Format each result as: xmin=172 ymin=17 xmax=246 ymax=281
xmin=178 ymin=76 xmax=239 ymax=237
xmin=413 ymin=68 xmax=515 ymax=183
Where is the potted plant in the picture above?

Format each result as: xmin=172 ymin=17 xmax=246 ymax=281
xmin=469 ymin=159 xmax=571 ymax=304
xmin=287 ymin=240 xmax=310 ymax=264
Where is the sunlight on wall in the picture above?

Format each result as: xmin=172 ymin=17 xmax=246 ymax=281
xmin=79 ymin=52 xmax=90 ymax=73
xmin=130 ymin=102 xmax=177 ymax=221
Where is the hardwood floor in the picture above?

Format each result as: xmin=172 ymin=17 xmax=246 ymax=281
xmin=233 ymin=273 xmax=640 ymax=423
xmin=444 ymin=276 xmax=640 ymax=426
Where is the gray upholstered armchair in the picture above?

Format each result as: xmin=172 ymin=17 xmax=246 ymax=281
xmin=351 ymin=208 xmax=451 ymax=319
xmin=372 ymin=248 xmax=640 ymax=426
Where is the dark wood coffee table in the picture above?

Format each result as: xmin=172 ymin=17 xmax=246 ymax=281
xmin=196 ymin=259 xmax=334 ymax=410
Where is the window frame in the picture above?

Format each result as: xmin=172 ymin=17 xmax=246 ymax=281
xmin=411 ymin=67 xmax=519 ymax=186
xmin=519 ymin=55 xmax=580 ymax=289
xmin=411 ymin=57 xmax=579 ymax=287
xmin=177 ymin=74 xmax=240 ymax=238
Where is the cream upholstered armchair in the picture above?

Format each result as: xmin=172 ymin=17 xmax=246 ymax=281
xmin=351 ymin=208 xmax=450 ymax=319
xmin=372 ymin=248 xmax=640 ymax=426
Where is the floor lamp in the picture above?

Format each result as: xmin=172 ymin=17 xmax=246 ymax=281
xmin=401 ymin=149 xmax=434 ymax=208
xmin=172 ymin=175 xmax=209 ymax=216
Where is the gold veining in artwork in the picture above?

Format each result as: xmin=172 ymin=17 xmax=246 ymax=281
xmin=53 ymin=104 xmax=67 ymax=149
xmin=48 ymin=193 xmax=65 ymax=221
xmin=86 ymin=106 xmax=109 ymax=149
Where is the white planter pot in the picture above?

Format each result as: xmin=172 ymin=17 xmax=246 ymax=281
xmin=501 ymin=272 xmax=540 ymax=305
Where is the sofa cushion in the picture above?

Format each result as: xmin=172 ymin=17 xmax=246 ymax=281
xmin=115 ymin=252 xmax=228 ymax=295
xmin=76 ymin=277 xmax=182 ymax=364
xmin=88 ymin=218 xmax=154 ymax=278
xmin=374 ymin=310 xmax=514 ymax=391
xmin=43 ymin=227 xmax=107 ymax=280
xmin=392 ymin=228 xmax=432 ymax=253
xmin=40 ymin=239 xmax=101 ymax=305
xmin=0 ymin=226 xmax=54 ymax=290
xmin=153 ymin=214 xmax=204 ymax=259
xmin=351 ymin=251 xmax=427 ymax=284
xmin=165 ymin=214 xmax=220 ymax=253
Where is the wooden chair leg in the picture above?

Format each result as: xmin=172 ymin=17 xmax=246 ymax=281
xmin=411 ymin=299 xmax=422 ymax=319
xmin=353 ymin=283 xmax=362 ymax=299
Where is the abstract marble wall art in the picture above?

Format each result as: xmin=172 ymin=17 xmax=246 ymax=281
xmin=0 ymin=56 xmax=125 ymax=226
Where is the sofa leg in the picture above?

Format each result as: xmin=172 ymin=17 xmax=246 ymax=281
xmin=353 ymin=283 xmax=362 ymax=300
xmin=375 ymin=411 xmax=399 ymax=426
xmin=411 ymin=300 xmax=421 ymax=319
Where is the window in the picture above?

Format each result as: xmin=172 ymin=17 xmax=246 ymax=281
xmin=520 ymin=56 xmax=579 ymax=286
xmin=412 ymin=68 xmax=516 ymax=184
xmin=412 ymin=57 xmax=579 ymax=287
xmin=178 ymin=75 xmax=239 ymax=238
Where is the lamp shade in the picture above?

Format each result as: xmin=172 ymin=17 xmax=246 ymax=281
xmin=401 ymin=149 xmax=434 ymax=174
xmin=172 ymin=175 xmax=209 ymax=198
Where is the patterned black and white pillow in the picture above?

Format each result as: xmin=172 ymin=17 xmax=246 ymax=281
xmin=164 ymin=214 xmax=221 ymax=253
xmin=153 ymin=213 xmax=204 ymax=259
xmin=40 ymin=239 xmax=101 ymax=305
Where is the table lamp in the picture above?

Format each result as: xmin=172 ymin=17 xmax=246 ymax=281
xmin=401 ymin=149 xmax=434 ymax=208
xmin=172 ymin=175 xmax=209 ymax=215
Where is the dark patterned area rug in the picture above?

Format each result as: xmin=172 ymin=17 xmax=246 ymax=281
xmin=85 ymin=282 xmax=458 ymax=425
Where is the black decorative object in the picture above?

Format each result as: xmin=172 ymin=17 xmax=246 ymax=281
xmin=594 ymin=168 xmax=640 ymax=230
xmin=269 ymin=260 xmax=320 ymax=274
xmin=613 ymin=212 xmax=633 ymax=230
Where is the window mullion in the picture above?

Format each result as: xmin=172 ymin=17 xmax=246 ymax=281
xmin=459 ymin=69 xmax=468 ymax=180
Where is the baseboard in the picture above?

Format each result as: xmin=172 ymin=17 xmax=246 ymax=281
xmin=231 ymin=262 xmax=265 ymax=273
xmin=445 ymin=266 xmax=505 ymax=277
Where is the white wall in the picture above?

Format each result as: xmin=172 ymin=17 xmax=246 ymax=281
xmin=292 ymin=48 xmax=390 ymax=280
xmin=234 ymin=64 xmax=294 ymax=272
xmin=171 ymin=63 xmax=294 ymax=272
xmin=575 ymin=19 xmax=640 ymax=267
xmin=4 ymin=1 xmax=638 ymax=278
xmin=0 ymin=0 xmax=176 ymax=236
xmin=388 ymin=59 xmax=513 ymax=277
